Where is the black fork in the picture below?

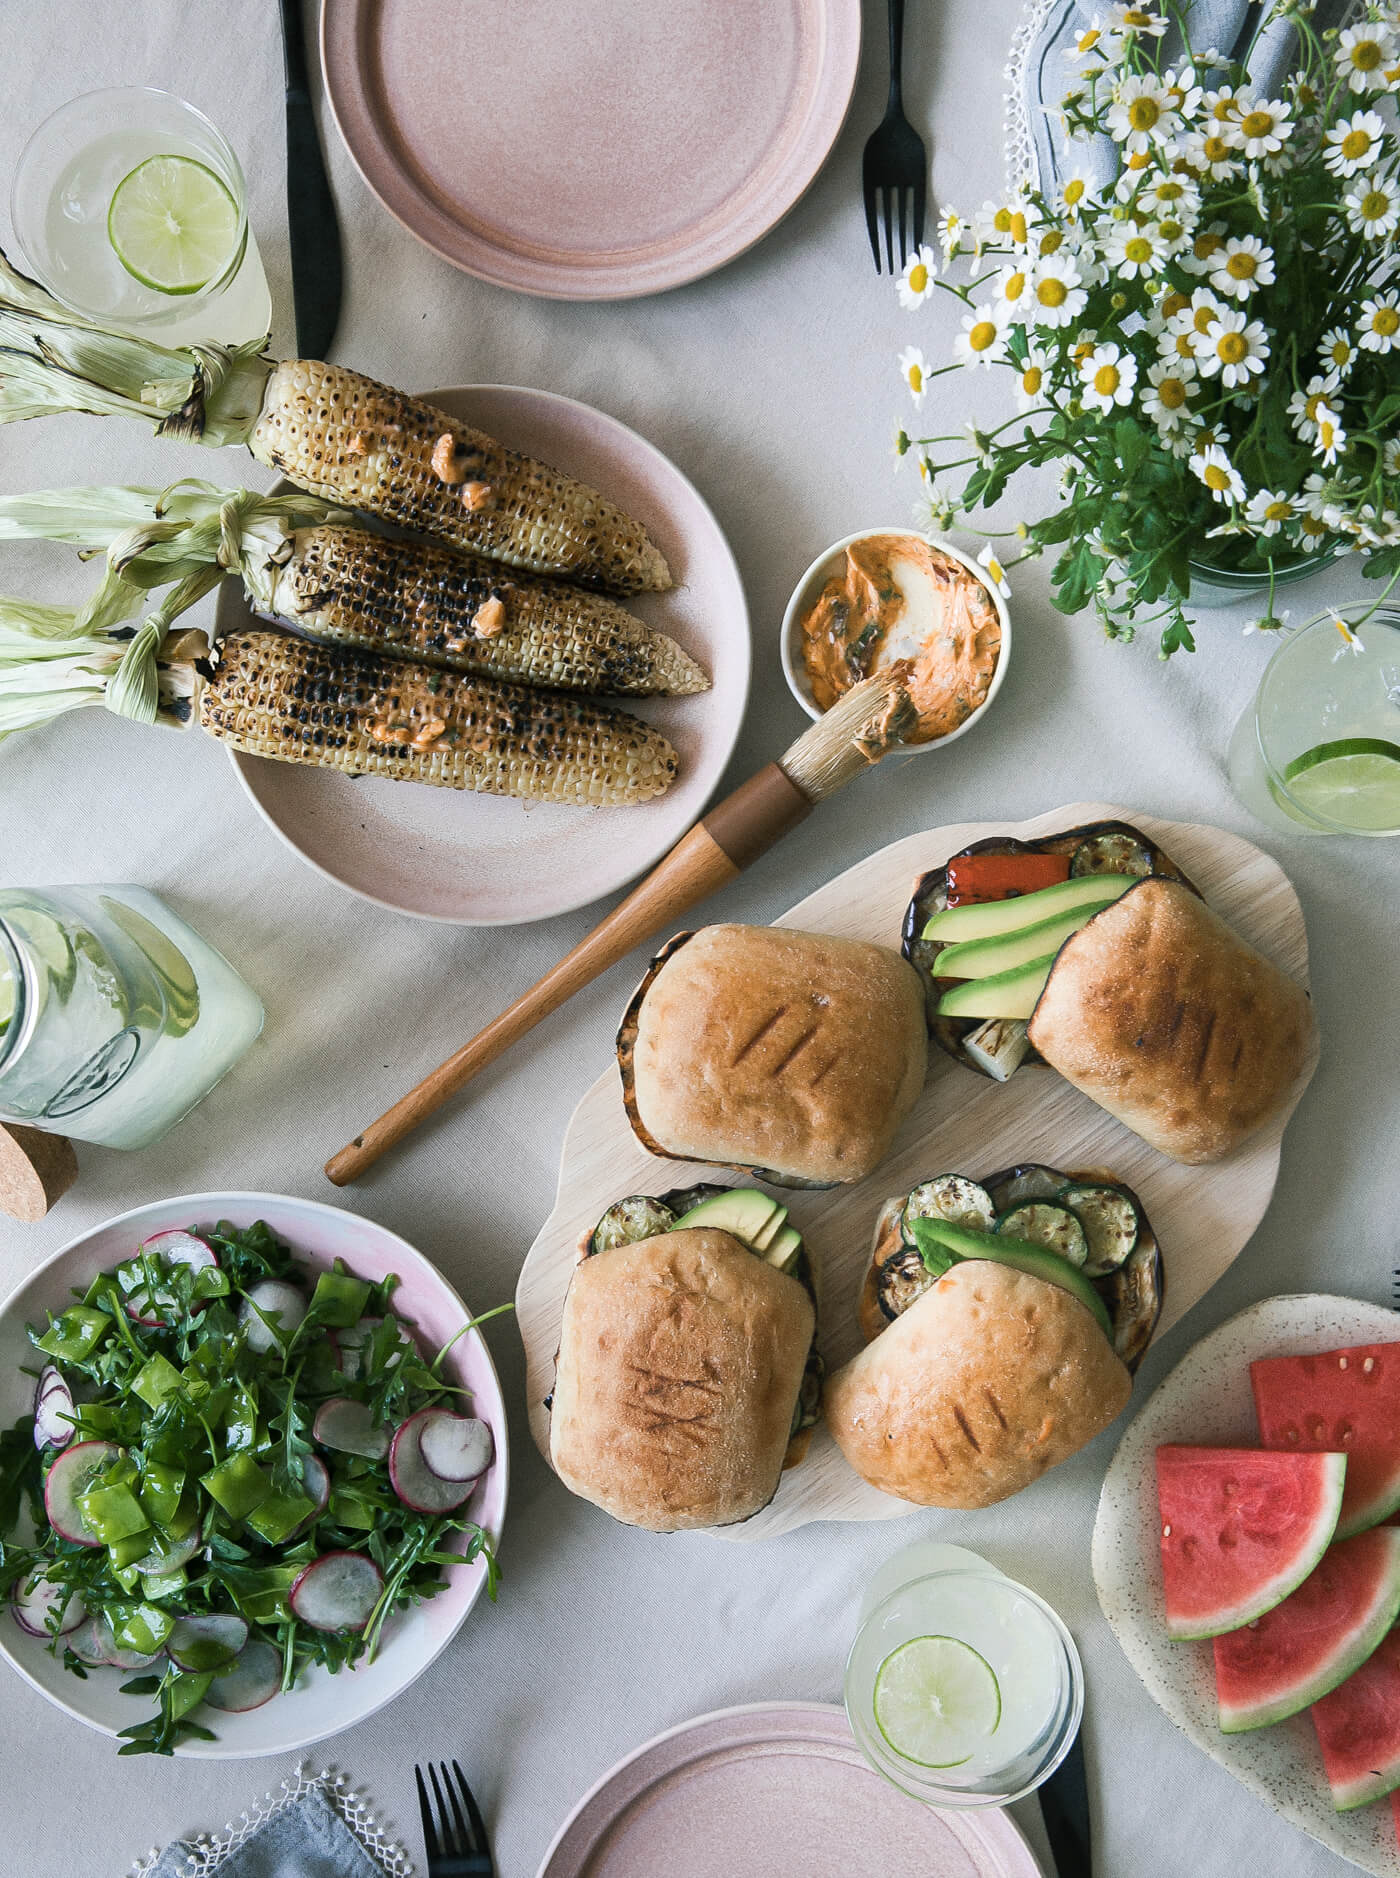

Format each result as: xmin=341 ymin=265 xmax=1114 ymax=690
xmin=415 ymin=1761 xmax=494 ymax=1878
xmin=861 ymin=0 xmax=928 ymax=273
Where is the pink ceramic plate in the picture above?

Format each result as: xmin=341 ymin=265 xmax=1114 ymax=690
xmin=220 ymin=385 xmax=749 ymax=923
xmin=320 ymin=0 xmax=862 ymax=299
xmin=0 ymin=1191 xmax=507 ymax=1757
xmin=537 ymin=1703 xmax=1044 ymax=1878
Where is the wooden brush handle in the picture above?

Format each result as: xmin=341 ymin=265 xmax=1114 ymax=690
xmin=324 ymin=764 xmax=812 ymax=1185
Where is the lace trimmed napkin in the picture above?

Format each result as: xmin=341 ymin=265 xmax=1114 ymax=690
xmin=129 ymin=1765 xmax=414 ymax=1878
xmin=1005 ymin=0 xmax=1356 ymax=196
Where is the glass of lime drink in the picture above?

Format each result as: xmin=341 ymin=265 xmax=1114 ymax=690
xmin=1227 ymin=607 xmax=1400 ymax=837
xmin=10 ymin=86 xmax=271 ymax=345
xmin=845 ymin=1554 xmax=1084 ymax=1807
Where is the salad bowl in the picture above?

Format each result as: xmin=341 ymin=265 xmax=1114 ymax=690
xmin=0 ymin=1191 xmax=508 ymax=1758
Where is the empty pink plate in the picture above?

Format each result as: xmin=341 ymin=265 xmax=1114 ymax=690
xmin=219 ymin=385 xmax=749 ymax=924
xmin=320 ymin=0 xmax=862 ymax=299
xmin=537 ymin=1703 xmax=1044 ymax=1878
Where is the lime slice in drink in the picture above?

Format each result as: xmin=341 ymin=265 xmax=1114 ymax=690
xmin=107 ymin=155 xmax=239 ymax=296
xmin=1281 ymin=738 xmax=1400 ymax=833
xmin=873 ymin=1634 xmax=1002 ymax=1768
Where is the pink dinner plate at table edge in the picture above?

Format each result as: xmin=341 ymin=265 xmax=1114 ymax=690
xmin=221 ymin=384 xmax=750 ymax=924
xmin=536 ymin=1702 xmax=1045 ymax=1878
xmin=319 ymin=0 xmax=863 ymax=300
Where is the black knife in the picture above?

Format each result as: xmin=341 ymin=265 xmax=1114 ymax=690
xmin=279 ymin=0 xmax=343 ymax=360
xmin=1039 ymin=1728 xmax=1091 ymax=1876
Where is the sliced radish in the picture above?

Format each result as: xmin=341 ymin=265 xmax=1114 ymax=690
xmin=205 ymin=1638 xmax=281 ymax=1712
xmin=141 ymin=1229 xmax=217 ymax=1271
xmin=33 ymin=1367 xmax=75 ymax=1451
xmin=313 ymin=1396 xmax=390 ymax=1460
xmin=240 ymin=1280 xmax=306 ymax=1353
xmin=11 ymin=1571 xmax=86 ymax=1638
xmin=288 ymin=1551 xmax=383 ymax=1632
xmin=389 ymin=1410 xmax=478 ymax=1513
xmin=418 ymin=1413 xmax=494 ymax=1484
xmin=67 ymin=1616 xmax=112 ymax=1666
xmin=301 ymin=1453 xmax=331 ymax=1516
xmin=44 ymin=1440 xmax=122 ymax=1546
xmin=134 ymin=1526 xmax=203 ymax=1577
xmin=166 ymin=1612 xmax=248 ymax=1672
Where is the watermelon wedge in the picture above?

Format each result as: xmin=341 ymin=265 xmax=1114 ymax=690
xmin=1213 ymin=1527 xmax=1400 ymax=1733
xmin=1155 ymin=1445 xmax=1347 ymax=1640
xmin=1251 ymin=1343 xmax=1400 ymax=1539
xmin=1311 ymin=1627 xmax=1400 ymax=1810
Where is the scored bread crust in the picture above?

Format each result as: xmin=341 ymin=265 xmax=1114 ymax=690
xmin=826 ymin=1261 xmax=1132 ymax=1508
xmin=1027 ymin=877 xmax=1316 ymax=1165
xmin=549 ymin=1228 xmax=816 ymax=1531
xmin=625 ymin=924 xmax=927 ymax=1185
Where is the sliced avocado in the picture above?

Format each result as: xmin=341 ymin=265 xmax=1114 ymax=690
xmin=921 ymin=873 xmax=1133 ymax=945
xmin=916 ymin=1218 xmax=1112 ymax=1340
xmin=936 ymin=952 xmax=1057 ymax=1021
xmin=765 ymin=1225 xmax=803 ymax=1273
xmin=750 ymin=1204 xmax=792 ymax=1254
xmin=932 ymin=902 xmax=1109 ymax=980
xmin=673 ymin=1188 xmax=783 ymax=1251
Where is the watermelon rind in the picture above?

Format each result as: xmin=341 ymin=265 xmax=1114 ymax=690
xmin=1217 ymin=1527 xmax=1400 ymax=1734
xmin=1311 ymin=1630 xmax=1400 ymax=1810
xmin=1159 ymin=1447 xmax=1348 ymax=1641
xmin=1251 ymin=1345 xmax=1400 ymax=1541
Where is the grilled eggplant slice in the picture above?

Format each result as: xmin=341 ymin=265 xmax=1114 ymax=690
xmin=900 ymin=818 xmax=1198 ymax=1079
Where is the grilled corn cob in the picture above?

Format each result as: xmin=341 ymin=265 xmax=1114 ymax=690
xmin=199 ymin=630 xmax=678 ymax=807
xmin=262 ymin=525 xmax=707 ymax=695
xmin=0 ymin=252 xmax=672 ymax=594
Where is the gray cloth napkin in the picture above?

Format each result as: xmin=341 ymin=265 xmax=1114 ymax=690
xmin=139 ymin=1782 xmax=406 ymax=1878
xmin=1012 ymin=0 xmax=1355 ymax=194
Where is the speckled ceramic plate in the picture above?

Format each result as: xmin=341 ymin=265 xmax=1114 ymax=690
xmin=1092 ymin=1294 xmax=1400 ymax=1874
xmin=219 ymin=385 xmax=749 ymax=923
xmin=321 ymin=0 xmax=861 ymax=299
xmin=536 ymin=1702 xmax=1043 ymax=1877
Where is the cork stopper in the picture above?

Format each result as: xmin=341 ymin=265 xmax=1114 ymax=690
xmin=0 ymin=1124 xmax=78 ymax=1223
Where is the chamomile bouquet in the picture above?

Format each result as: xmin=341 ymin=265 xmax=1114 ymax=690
xmin=896 ymin=0 xmax=1400 ymax=655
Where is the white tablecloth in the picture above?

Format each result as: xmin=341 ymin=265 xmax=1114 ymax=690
xmin=2 ymin=6 xmax=1398 ymax=1875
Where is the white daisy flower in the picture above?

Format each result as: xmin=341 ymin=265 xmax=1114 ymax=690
xmin=938 ymin=208 xmax=966 ymax=262
xmin=1232 ymin=96 xmax=1293 ymax=159
xmin=1104 ymin=4 xmax=1168 ymax=38
xmin=1208 ymin=235 xmax=1276 ymax=301
xmin=1172 ymin=285 xmax=1226 ymax=355
xmin=1336 ymin=23 xmax=1395 ymax=94
xmin=1384 ymin=438 xmax=1400 ymax=477
xmin=1196 ymin=308 xmax=1270 ymax=387
xmin=1318 ymin=326 xmax=1357 ymax=375
xmin=990 ymin=263 xmax=1034 ymax=323
xmin=1315 ymin=405 xmax=1348 ymax=466
xmin=1027 ymin=256 xmax=1088 ymax=329
xmin=1079 ymin=340 xmax=1139 ymax=412
xmin=898 ymin=346 xmax=932 ymax=406
xmin=1180 ymin=129 xmax=1243 ymax=183
xmin=1103 ymin=218 xmax=1166 ymax=280
xmin=1140 ymin=173 xmax=1202 ymax=221
xmin=977 ymin=543 xmax=1013 ymax=598
xmin=1179 ymin=220 xmax=1231 ymax=276
xmin=985 ymin=199 xmax=1037 ymax=250
xmin=896 ymin=245 xmax=938 ymax=309
xmin=1192 ymin=444 xmax=1246 ymax=504
xmin=1067 ymin=18 xmax=1110 ymax=61
xmin=1061 ymin=172 xmax=1095 ymax=217
xmin=1201 ymin=84 xmax=1243 ymax=129
xmin=1358 ymin=291 xmax=1400 ymax=351
xmin=1288 ymin=374 xmax=1342 ymax=443
xmin=1141 ymin=357 xmax=1197 ymax=432
xmin=1107 ymin=75 xmax=1183 ymax=155
xmin=954 ymin=306 xmax=1008 ymax=368
xmin=1014 ymin=345 xmax=1049 ymax=411
xmin=1345 ymin=172 xmax=1400 ymax=237
xmin=1324 ymin=109 xmax=1387 ymax=177
xmin=1300 ymin=472 xmax=1353 ymax=530
xmin=1245 ymin=488 xmax=1295 ymax=536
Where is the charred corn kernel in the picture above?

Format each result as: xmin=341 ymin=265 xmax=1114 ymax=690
xmin=248 ymin=360 xmax=671 ymax=594
xmin=199 ymin=630 xmax=679 ymax=808
xmin=266 ymin=525 xmax=708 ymax=696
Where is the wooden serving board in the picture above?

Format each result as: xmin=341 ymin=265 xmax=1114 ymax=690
xmin=516 ymin=803 xmax=1320 ymax=1540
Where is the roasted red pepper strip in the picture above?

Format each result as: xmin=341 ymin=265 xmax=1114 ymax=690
xmin=945 ymin=851 xmax=1071 ymax=905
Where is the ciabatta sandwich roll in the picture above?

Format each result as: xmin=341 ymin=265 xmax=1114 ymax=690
xmin=617 ymin=924 xmax=927 ymax=1187
xmin=829 ymin=1162 xmax=1159 ymax=1508
xmin=549 ymin=1184 xmax=821 ymax=1531
xmin=901 ymin=818 xmax=1316 ymax=1164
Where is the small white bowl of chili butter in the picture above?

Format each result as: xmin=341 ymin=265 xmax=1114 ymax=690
xmin=780 ymin=528 xmax=1010 ymax=753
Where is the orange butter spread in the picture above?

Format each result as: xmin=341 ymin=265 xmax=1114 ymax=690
xmin=800 ymin=534 xmax=1001 ymax=742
